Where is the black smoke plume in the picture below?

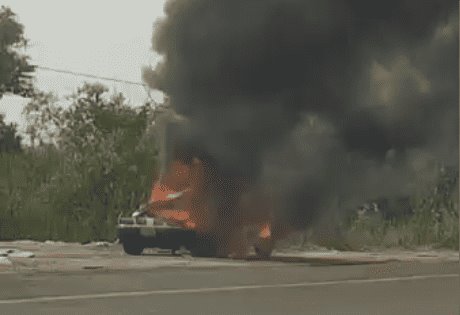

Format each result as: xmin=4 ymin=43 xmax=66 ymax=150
xmin=144 ymin=0 xmax=458 ymax=234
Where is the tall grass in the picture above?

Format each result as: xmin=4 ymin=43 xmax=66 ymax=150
xmin=343 ymin=167 xmax=458 ymax=250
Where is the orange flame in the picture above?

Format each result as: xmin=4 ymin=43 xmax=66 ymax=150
xmin=149 ymin=163 xmax=197 ymax=229
xmin=148 ymin=158 xmax=274 ymax=247
xmin=259 ymin=223 xmax=272 ymax=239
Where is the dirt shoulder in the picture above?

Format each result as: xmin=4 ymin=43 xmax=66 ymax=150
xmin=0 ymin=240 xmax=457 ymax=274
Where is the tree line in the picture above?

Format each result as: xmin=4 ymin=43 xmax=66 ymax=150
xmin=0 ymin=6 xmax=158 ymax=241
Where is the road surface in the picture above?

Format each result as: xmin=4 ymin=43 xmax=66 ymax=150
xmin=0 ymin=242 xmax=458 ymax=314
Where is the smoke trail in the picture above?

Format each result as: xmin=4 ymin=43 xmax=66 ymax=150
xmin=144 ymin=0 xmax=458 ymax=234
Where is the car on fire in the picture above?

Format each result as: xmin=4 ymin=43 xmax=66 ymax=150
xmin=117 ymin=107 xmax=274 ymax=258
xmin=117 ymin=187 xmax=274 ymax=258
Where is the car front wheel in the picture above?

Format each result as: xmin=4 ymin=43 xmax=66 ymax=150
xmin=254 ymin=238 xmax=273 ymax=259
xmin=121 ymin=235 xmax=145 ymax=255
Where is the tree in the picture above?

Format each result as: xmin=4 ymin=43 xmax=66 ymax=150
xmin=0 ymin=6 xmax=35 ymax=99
xmin=19 ymin=83 xmax=158 ymax=241
xmin=0 ymin=113 xmax=21 ymax=153
xmin=22 ymin=91 xmax=61 ymax=147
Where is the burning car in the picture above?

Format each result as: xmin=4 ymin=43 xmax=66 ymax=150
xmin=117 ymin=108 xmax=274 ymax=258
xmin=117 ymin=209 xmax=196 ymax=256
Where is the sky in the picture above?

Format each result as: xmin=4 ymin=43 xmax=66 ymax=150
xmin=0 ymin=0 xmax=167 ymax=126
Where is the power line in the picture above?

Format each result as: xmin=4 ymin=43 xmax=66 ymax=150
xmin=34 ymin=65 xmax=159 ymax=104
xmin=36 ymin=66 xmax=148 ymax=87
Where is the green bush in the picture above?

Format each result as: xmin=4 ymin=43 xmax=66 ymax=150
xmin=0 ymin=83 xmax=158 ymax=242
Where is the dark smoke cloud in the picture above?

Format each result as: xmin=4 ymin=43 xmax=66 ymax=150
xmin=144 ymin=0 xmax=458 ymax=231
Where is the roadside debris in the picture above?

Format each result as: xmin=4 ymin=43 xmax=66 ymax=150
xmin=95 ymin=242 xmax=110 ymax=247
xmin=0 ymin=249 xmax=14 ymax=256
xmin=8 ymin=251 xmax=35 ymax=258
xmin=44 ymin=240 xmax=70 ymax=246
xmin=0 ymin=257 xmax=12 ymax=265
xmin=0 ymin=249 xmax=35 ymax=258
xmin=81 ymin=241 xmax=112 ymax=248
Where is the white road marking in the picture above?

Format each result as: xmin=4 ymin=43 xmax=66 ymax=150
xmin=0 ymin=273 xmax=457 ymax=305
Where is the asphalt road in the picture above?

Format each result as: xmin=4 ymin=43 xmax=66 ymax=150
xmin=1 ymin=258 xmax=458 ymax=315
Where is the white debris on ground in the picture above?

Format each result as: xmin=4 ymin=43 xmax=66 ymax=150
xmin=0 ymin=256 xmax=12 ymax=265
xmin=81 ymin=241 xmax=112 ymax=247
xmin=44 ymin=240 xmax=72 ymax=246
xmin=0 ymin=248 xmax=35 ymax=259
xmin=94 ymin=242 xmax=110 ymax=247
xmin=7 ymin=251 xmax=35 ymax=258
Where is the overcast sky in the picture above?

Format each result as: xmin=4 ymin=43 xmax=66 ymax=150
xmin=0 ymin=0 xmax=166 ymax=126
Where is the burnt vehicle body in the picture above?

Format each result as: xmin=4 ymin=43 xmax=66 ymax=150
xmin=117 ymin=108 xmax=274 ymax=258
xmin=117 ymin=213 xmax=196 ymax=256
